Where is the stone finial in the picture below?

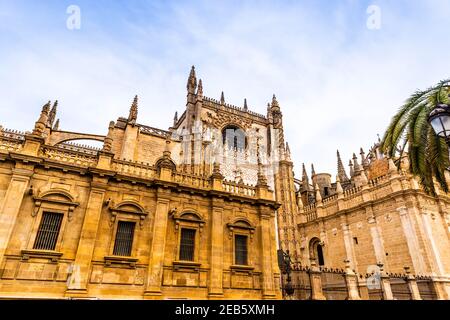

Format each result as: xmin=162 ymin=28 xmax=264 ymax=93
xmin=53 ymin=118 xmax=60 ymax=130
xmin=271 ymin=94 xmax=279 ymax=108
xmin=48 ymin=100 xmax=58 ymax=127
xmin=32 ymin=101 xmax=51 ymax=136
xmin=297 ymin=192 xmax=304 ymax=209
xmin=220 ymin=91 xmax=225 ymax=104
xmin=243 ymin=98 xmax=248 ymax=110
xmin=187 ymin=65 xmax=197 ymax=93
xmin=211 ymin=161 xmax=224 ymax=180
xmin=301 ymin=163 xmax=311 ymax=192
xmin=128 ymin=95 xmax=138 ymax=125
xmin=388 ymin=157 xmax=398 ymax=175
xmin=353 ymin=153 xmax=362 ymax=172
xmin=102 ymin=121 xmax=115 ymax=152
xmin=336 ymin=175 xmax=343 ymax=195
xmin=311 ymin=163 xmax=316 ymax=177
xmin=337 ymin=150 xmax=349 ymax=182
xmin=173 ymin=111 xmax=178 ymax=126
xmin=285 ymin=142 xmax=291 ymax=161
xmin=197 ymin=79 xmax=203 ymax=98
xmin=314 ymin=183 xmax=322 ymax=203
xmin=349 ymin=159 xmax=354 ymax=177
xmin=360 ymin=147 xmax=369 ymax=168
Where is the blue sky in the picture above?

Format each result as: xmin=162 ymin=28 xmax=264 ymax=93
xmin=1 ymin=0 xmax=450 ymax=176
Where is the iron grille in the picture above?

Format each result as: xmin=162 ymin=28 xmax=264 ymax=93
xmin=113 ymin=221 xmax=135 ymax=256
xmin=33 ymin=212 xmax=64 ymax=250
xmin=179 ymin=228 xmax=196 ymax=261
xmin=235 ymin=235 xmax=248 ymax=265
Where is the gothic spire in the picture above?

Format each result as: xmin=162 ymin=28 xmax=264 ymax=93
xmin=187 ymin=65 xmax=197 ymax=94
xmin=48 ymin=100 xmax=57 ymax=127
xmin=220 ymin=91 xmax=225 ymax=104
xmin=53 ymin=119 xmax=60 ymax=130
xmin=197 ymin=79 xmax=203 ymax=98
xmin=311 ymin=163 xmax=316 ymax=177
xmin=244 ymin=98 xmax=248 ymax=110
xmin=337 ymin=150 xmax=349 ymax=182
xmin=128 ymin=95 xmax=138 ymax=125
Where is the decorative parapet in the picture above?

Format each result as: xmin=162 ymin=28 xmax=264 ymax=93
xmin=0 ymin=128 xmax=25 ymax=152
xmin=139 ymin=124 xmax=175 ymax=139
xmin=172 ymin=171 xmax=210 ymax=189
xmin=41 ymin=145 xmax=98 ymax=167
xmin=222 ymin=179 xmax=257 ymax=197
xmin=112 ymin=159 xmax=157 ymax=179
xmin=300 ymin=172 xmax=419 ymax=223
xmin=202 ymin=96 xmax=267 ymax=120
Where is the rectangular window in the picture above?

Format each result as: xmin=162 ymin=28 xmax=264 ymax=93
xmin=33 ymin=212 xmax=64 ymax=251
xmin=113 ymin=221 xmax=136 ymax=256
xmin=235 ymin=235 xmax=248 ymax=265
xmin=179 ymin=228 xmax=196 ymax=261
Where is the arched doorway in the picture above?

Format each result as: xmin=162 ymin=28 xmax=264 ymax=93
xmin=309 ymin=237 xmax=325 ymax=266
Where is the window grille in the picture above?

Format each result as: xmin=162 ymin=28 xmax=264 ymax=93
xmin=179 ymin=228 xmax=196 ymax=261
xmin=113 ymin=221 xmax=136 ymax=256
xmin=33 ymin=212 xmax=64 ymax=250
xmin=235 ymin=235 xmax=248 ymax=265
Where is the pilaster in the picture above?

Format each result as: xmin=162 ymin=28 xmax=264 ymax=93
xmin=144 ymin=188 xmax=171 ymax=298
xmin=208 ymin=198 xmax=224 ymax=299
xmin=65 ymin=177 xmax=108 ymax=297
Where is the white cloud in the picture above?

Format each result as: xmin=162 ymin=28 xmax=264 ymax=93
xmin=0 ymin=0 xmax=449 ymax=178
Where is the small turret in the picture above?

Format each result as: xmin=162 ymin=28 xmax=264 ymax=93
xmin=32 ymin=101 xmax=51 ymax=136
xmin=48 ymin=100 xmax=58 ymax=128
xmin=187 ymin=65 xmax=197 ymax=94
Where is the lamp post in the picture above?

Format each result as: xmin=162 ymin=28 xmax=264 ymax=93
xmin=428 ymin=103 xmax=450 ymax=143
xmin=277 ymin=249 xmax=295 ymax=297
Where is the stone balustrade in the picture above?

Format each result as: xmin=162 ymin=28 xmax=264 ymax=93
xmin=111 ymin=159 xmax=157 ymax=179
xmin=172 ymin=172 xmax=210 ymax=189
xmin=222 ymin=180 xmax=257 ymax=197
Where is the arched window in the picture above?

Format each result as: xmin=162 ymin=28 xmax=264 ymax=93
xmin=309 ymin=237 xmax=325 ymax=266
xmin=222 ymin=125 xmax=246 ymax=150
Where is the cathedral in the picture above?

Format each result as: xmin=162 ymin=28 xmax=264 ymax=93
xmin=0 ymin=66 xmax=449 ymax=299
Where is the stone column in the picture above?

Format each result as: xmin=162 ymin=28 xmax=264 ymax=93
xmin=144 ymin=188 xmax=171 ymax=298
xmin=344 ymin=260 xmax=361 ymax=300
xmin=309 ymin=260 xmax=326 ymax=300
xmin=208 ymin=198 xmax=224 ymax=299
xmin=404 ymin=268 xmax=421 ymax=300
xmin=66 ymin=178 xmax=107 ymax=297
xmin=341 ymin=215 xmax=357 ymax=270
xmin=431 ymin=277 xmax=450 ymax=300
xmin=357 ymin=277 xmax=370 ymax=300
xmin=260 ymin=208 xmax=277 ymax=299
xmin=380 ymin=269 xmax=394 ymax=300
xmin=0 ymin=163 xmax=34 ymax=269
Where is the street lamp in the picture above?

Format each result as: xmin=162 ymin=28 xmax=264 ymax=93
xmin=428 ymin=103 xmax=450 ymax=143
xmin=277 ymin=249 xmax=295 ymax=297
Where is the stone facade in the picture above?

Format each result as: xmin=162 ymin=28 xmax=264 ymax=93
xmin=296 ymin=143 xmax=450 ymax=299
xmin=1 ymin=66 xmax=449 ymax=300
xmin=0 ymin=67 xmax=284 ymax=299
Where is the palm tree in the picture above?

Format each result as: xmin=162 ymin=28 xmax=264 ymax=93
xmin=381 ymin=79 xmax=450 ymax=196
